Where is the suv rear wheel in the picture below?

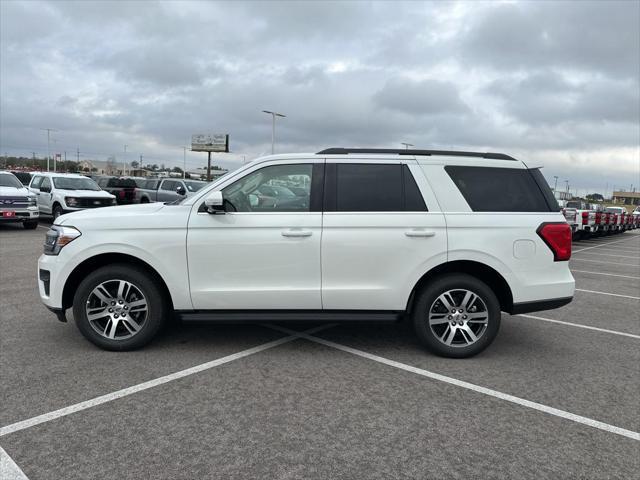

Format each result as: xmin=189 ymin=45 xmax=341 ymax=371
xmin=72 ymin=264 xmax=167 ymax=350
xmin=412 ymin=274 xmax=501 ymax=358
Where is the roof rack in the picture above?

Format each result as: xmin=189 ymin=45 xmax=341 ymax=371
xmin=316 ymin=148 xmax=516 ymax=161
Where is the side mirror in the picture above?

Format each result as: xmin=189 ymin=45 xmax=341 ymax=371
xmin=40 ymin=185 xmax=51 ymax=193
xmin=176 ymin=185 xmax=186 ymax=196
xmin=204 ymin=191 xmax=224 ymax=214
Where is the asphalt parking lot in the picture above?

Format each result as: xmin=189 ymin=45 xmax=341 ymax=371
xmin=1 ymin=221 xmax=639 ymax=479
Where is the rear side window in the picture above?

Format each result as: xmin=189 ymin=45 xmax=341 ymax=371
xmin=328 ymin=164 xmax=428 ymax=212
xmin=161 ymin=180 xmax=177 ymax=191
xmin=445 ymin=166 xmax=553 ymax=212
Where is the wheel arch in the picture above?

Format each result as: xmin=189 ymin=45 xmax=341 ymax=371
xmin=406 ymin=260 xmax=513 ymax=314
xmin=62 ymin=253 xmax=174 ymax=311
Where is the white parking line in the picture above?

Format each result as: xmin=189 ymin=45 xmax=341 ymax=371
xmin=0 ymin=446 xmax=28 ymax=480
xmin=573 ymin=236 xmax=640 ymax=254
xmin=570 ymin=258 xmax=640 ymax=267
xmin=36 ymin=225 xmax=49 ymax=231
xmin=267 ymin=325 xmax=640 ymax=441
xmin=573 ymin=251 xmax=640 ymax=259
xmin=570 ymin=269 xmax=640 ymax=280
xmin=516 ymin=314 xmax=640 ymax=339
xmin=575 ymin=288 xmax=640 ymax=300
xmin=0 ymin=324 xmax=332 ymax=438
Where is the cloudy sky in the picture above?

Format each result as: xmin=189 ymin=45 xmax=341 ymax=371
xmin=1 ymin=0 xmax=639 ymax=195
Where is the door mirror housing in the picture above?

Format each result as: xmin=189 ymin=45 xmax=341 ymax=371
xmin=40 ymin=185 xmax=51 ymax=193
xmin=204 ymin=191 xmax=225 ymax=214
xmin=176 ymin=185 xmax=186 ymax=196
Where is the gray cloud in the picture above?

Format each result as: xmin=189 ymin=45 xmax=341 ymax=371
xmin=1 ymin=0 xmax=638 ymax=192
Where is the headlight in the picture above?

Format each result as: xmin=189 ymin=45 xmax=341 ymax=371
xmin=44 ymin=225 xmax=81 ymax=256
xmin=65 ymin=197 xmax=79 ymax=207
xmin=27 ymin=196 xmax=37 ymax=207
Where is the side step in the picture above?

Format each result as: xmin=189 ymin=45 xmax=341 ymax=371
xmin=176 ymin=310 xmax=403 ymax=323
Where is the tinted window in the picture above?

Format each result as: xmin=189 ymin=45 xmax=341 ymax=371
xmin=31 ymin=176 xmax=43 ymax=189
xmin=143 ymin=179 xmax=160 ymax=189
xmin=445 ymin=166 xmax=553 ymax=212
xmin=161 ymin=180 xmax=177 ymax=191
xmin=107 ymin=177 xmax=137 ymax=188
xmin=41 ymin=177 xmax=51 ymax=190
xmin=403 ymin=165 xmax=428 ymax=211
xmin=335 ymin=164 xmax=402 ymax=212
xmin=222 ymin=164 xmax=312 ymax=212
xmin=529 ymin=168 xmax=560 ymax=211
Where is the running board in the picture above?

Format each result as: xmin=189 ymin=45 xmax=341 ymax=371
xmin=176 ymin=310 xmax=403 ymax=323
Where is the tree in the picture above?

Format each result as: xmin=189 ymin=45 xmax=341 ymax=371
xmin=586 ymin=193 xmax=604 ymax=201
xmin=130 ymin=160 xmax=139 ymax=169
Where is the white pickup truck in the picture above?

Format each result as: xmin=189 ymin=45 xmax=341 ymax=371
xmin=565 ymin=201 xmax=594 ymax=238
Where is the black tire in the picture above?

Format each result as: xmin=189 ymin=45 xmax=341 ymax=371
xmin=52 ymin=204 xmax=64 ymax=219
xmin=72 ymin=264 xmax=167 ymax=350
xmin=412 ymin=273 xmax=501 ymax=358
xmin=23 ymin=220 xmax=38 ymax=229
xmin=140 ymin=197 xmax=149 ymax=203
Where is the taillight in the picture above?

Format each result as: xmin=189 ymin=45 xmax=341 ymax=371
xmin=604 ymin=213 xmax=610 ymax=225
xmin=119 ymin=190 xmax=125 ymax=198
xmin=582 ymin=211 xmax=588 ymax=225
xmin=537 ymin=222 xmax=572 ymax=261
xmin=612 ymin=214 xmax=617 ymax=224
xmin=595 ymin=212 xmax=601 ymax=224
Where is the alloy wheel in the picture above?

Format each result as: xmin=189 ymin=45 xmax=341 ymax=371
xmin=428 ymin=289 xmax=489 ymax=347
xmin=85 ymin=279 xmax=148 ymax=340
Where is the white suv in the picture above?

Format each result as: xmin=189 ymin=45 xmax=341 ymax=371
xmin=37 ymin=148 xmax=574 ymax=357
xmin=29 ymin=173 xmax=116 ymax=219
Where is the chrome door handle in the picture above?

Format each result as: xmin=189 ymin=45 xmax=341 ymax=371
xmin=405 ymin=230 xmax=436 ymax=238
xmin=282 ymin=229 xmax=312 ymax=237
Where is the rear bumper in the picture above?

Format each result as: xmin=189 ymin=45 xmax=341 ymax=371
xmin=510 ymin=296 xmax=573 ymax=314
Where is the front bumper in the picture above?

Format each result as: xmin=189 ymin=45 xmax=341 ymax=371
xmin=0 ymin=206 xmax=39 ymax=222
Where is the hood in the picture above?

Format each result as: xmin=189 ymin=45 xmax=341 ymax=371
xmin=57 ymin=189 xmax=115 ymax=199
xmin=0 ymin=185 xmax=32 ymax=197
xmin=56 ymin=202 xmax=166 ymax=226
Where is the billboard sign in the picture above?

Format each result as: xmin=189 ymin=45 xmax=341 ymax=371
xmin=191 ymin=134 xmax=229 ymax=153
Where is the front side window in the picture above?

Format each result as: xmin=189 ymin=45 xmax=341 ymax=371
xmin=184 ymin=181 xmax=205 ymax=192
xmin=41 ymin=177 xmax=51 ymax=190
xmin=222 ymin=164 xmax=313 ymax=212
xmin=31 ymin=176 xmax=43 ymax=189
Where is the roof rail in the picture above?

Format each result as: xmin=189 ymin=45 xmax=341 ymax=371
xmin=316 ymin=148 xmax=516 ymax=161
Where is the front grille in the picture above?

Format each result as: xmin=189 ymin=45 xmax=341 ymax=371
xmin=76 ymin=198 xmax=112 ymax=208
xmin=0 ymin=196 xmax=29 ymax=208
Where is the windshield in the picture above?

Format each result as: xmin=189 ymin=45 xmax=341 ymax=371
xmin=184 ymin=181 xmax=206 ymax=192
xmin=565 ymin=201 xmax=582 ymax=209
xmin=53 ymin=176 xmax=101 ymax=191
xmin=0 ymin=173 xmax=24 ymax=188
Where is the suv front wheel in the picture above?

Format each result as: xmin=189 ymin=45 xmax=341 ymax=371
xmin=412 ymin=274 xmax=501 ymax=358
xmin=73 ymin=264 xmax=167 ymax=350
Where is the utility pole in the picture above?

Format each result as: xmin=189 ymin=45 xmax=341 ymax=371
xmin=564 ymin=180 xmax=569 ymax=193
xmin=401 ymin=142 xmax=414 ymax=150
xmin=123 ymin=144 xmax=128 ymax=176
xmin=77 ymin=147 xmax=80 ymax=162
xmin=41 ymin=128 xmax=57 ymax=171
xmin=182 ymin=146 xmax=187 ymax=179
xmin=262 ymin=110 xmax=286 ymax=154
xmin=553 ymin=176 xmax=558 ymax=192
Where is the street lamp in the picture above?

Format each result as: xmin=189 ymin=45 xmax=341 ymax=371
xmin=41 ymin=128 xmax=58 ymax=171
xmin=122 ymin=145 xmax=128 ymax=175
xmin=401 ymin=142 xmax=414 ymax=150
xmin=553 ymin=176 xmax=558 ymax=192
xmin=262 ymin=110 xmax=286 ymax=154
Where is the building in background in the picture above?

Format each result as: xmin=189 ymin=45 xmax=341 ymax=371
xmin=612 ymin=190 xmax=640 ymax=205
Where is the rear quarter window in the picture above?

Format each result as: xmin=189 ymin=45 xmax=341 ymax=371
xmin=445 ymin=166 xmax=555 ymax=212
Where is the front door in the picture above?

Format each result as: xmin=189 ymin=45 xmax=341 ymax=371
xmin=187 ymin=160 xmax=323 ymax=310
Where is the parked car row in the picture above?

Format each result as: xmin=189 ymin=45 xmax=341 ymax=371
xmin=562 ymin=201 xmax=639 ymax=238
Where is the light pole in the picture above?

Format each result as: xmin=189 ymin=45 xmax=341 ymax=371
xmin=182 ymin=146 xmax=187 ymax=179
xmin=41 ymin=128 xmax=57 ymax=171
xmin=401 ymin=142 xmax=414 ymax=150
xmin=564 ymin=180 xmax=569 ymax=193
xmin=262 ymin=110 xmax=286 ymax=154
xmin=123 ymin=145 xmax=128 ymax=175
xmin=553 ymin=176 xmax=558 ymax=192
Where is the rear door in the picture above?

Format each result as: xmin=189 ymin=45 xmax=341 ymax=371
xmin=321 ymin=160 xmax=447 ymax=311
